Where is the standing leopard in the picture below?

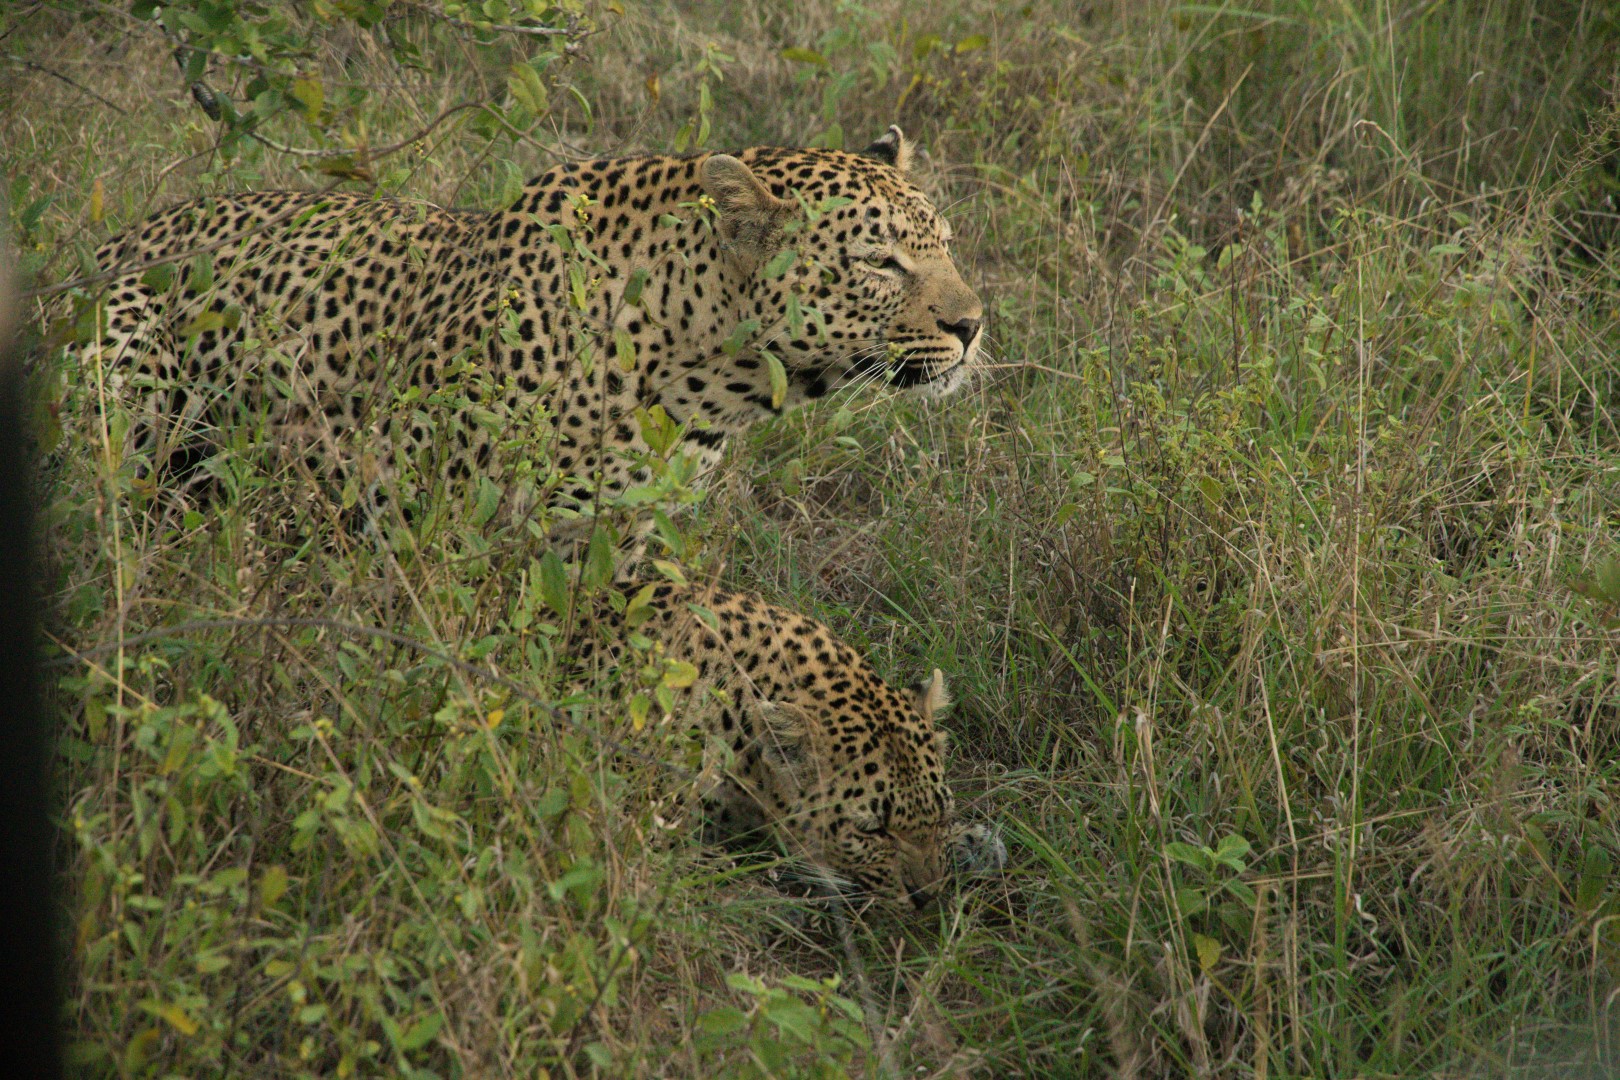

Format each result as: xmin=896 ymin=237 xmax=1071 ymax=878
xmin=87 ymin=127 xmax=983 ymax=537
xmin=577 ymin=580 xmax=1005 ymax=911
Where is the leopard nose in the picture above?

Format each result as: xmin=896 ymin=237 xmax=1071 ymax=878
xmin=938 ymin=316 xmax=981 ymax=351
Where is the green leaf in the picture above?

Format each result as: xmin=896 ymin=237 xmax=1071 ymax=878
xmin=535 ymin=788 xmax=569 ymax=819
xmin=627 ymin=692 xmax=651 ymax=730
xmin=721 ymin=318 xmax=761 ymax=355
xmin=310 ymin=154 xmax=373 ymax=183
xmin=144 ymin=1001 xmax=198 ymax=1036
xmin=622 ymin=266 xmax=650 ymax=307
xmin=699 ymin=1006 xmax=750 ymax=1035
xmin=259 ymin=864 xmax=289 ymax=908
xmin=568 ymin=263 xmax=588 ymax=310
xmin=399 ymin=1011 xmax=444 ymax=1052
xmin=187 ymin=252 xmax=215 ymax=294
xmin=1174 ymin=886 xmax=1207 ymax=916
xmin=140 ymin=263 xmax=177 ymax=293
xmin=583 ymin=528 xmax=615 ymax=588
xmin=637 ymin=404 xmax=678 ymax=457
xmin=625 ymin=581 xmax=658 ymax=625
xmin=663 ymin=660 xmax=699 ymax=689
xmin=410 ymin=797 xmax=450 ymax=840
xmin=507 ymin=62 xmax=549 ymax=116
xmin=613 ymin=327 xmax=637 ymax=371
xmin=544 ymin=222 xmax=574 ymax=253
xmin=1214 ymin=833 xmax=1251 ymax=864
xmin=764 ymin=349 xmax=788 ymax=410
xmin=1192 ymin=932 xmax=1221 ymax=973
xmin=726 ymin=972 xmax=766 ymax=995
xmin=194 ymin=951 xmax=231 ymax=974
xmin=290 ymin=75 xmax=323 ymax=122
xmin=468 ymin=476 xmax=501 ymax=527
xmin=1164 ymin=841 xmax=1211 ymax=870
xmin=761 ymin=249 xmax=796 ymax=278
xmin=1577 ymin=843 xmax=1612 ymax=915
xmin=497 ymin=160 xmax=525 ymax=209
xmin=652 ymin=509 xmax=685 ymax=558
xmin=547 ymin=862 xmax=604 ymax=901
xmin=537 ymin=550 xmax=569 ymax=617
xmin=181 ymin=310 xmax=227 ymax=337
xmin=18 ymin=194 xmax=53 ymax=233
xmin=781 ymin=46 xmax=829 ymax=68
xmin=762 ymin=997 xmax=819 ymax=1042
xmin=785 ymin=292 xmax=805 ymax=341
xmin=1576 ymin=555 xmax=1620 ymax=606
xmin=954 ymin=33 xmax=990 ymax=53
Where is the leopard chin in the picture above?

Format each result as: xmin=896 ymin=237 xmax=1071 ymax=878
xmin=911 ymin=358 xmax=970 ymax=398
xmin=843 ymin=343 xmax=975 ymax=395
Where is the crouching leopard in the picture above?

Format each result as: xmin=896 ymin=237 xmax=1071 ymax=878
xmin=89 ymin=127 xmax=982 ymax=535
xmin=576 ymin=581 xmax=1005 ymax=911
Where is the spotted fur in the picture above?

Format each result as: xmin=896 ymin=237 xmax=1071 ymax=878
xmin=579 ymin=581 xmax=1005 ymax=910
xmin=89 ymin=127 xmax=982 ymax=533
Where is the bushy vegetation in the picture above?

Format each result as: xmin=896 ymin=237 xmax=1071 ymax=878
xmin=5 ymin=0 xmax=1620 ymax=1075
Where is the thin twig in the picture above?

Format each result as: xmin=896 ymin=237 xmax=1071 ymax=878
xmin=3 ymin=56 xmax=128 ymax=114
xmin=21 ymin=99 xmax=486 ymax=302
xmin=239 ymin=100 xmax=483 ymax=159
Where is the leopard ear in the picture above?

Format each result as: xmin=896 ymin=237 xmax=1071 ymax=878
xmin=700 ymin=154 xmax=783 ymax=215
xmin=914 ymin=668 xmax=950 ymax=722
xmin=700 ymin=154 xmax=789 ymax=269
xmin=861 ymin=125 xmax=913 ymax=174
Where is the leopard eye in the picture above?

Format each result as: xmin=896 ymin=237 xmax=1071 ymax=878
xmin=855 ymin=821 xmax=886 ymax=836
xmin=862 ymin=252 xmax=905 ymax=274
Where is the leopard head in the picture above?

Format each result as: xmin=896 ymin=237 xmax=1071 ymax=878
xmin=754 ymin=668 xmax=967 ymax=911
xmin=701 ymin=128 xmax=984 ymax=407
